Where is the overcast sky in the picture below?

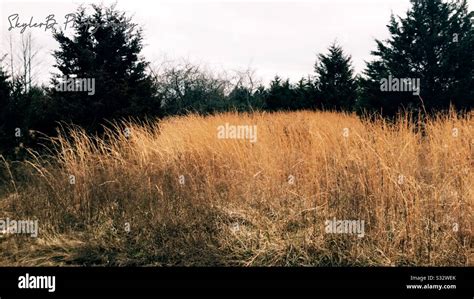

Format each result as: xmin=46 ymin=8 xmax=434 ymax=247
xmin=1 ymin=0 xmax=473 ymax=86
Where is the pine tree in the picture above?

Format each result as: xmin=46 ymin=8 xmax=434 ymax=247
xmin=51 ymin=4 xmax=160 ymax=130
xmin=294 ymin=77 xmax=318 ymax=110
xmin=0 ymin=67 xmax=14 ymax=155
xmin=315 ymin=43 xmax=358 ymax=111
xmin=359 ymin=0 xmax=474 ymax=115
xmin=0 ymin=67 xmax=10 ymax=109
xmin=265 ymin=76 xmax=295 ymax=111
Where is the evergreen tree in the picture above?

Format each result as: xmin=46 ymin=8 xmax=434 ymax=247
xmin=0 ymin=67 xmax=10 ymax=115
xmin=51 ymin=4 xmax=160 ymax=130
xmin=0 ymin=67 xmax=12 ymax=154
xmin=359 ymin=0 xmax=474 ymax=115
xmin=294 ymin=77 xmax=318 ymax=110
xmin=315 ymin=43 xmax=358 ymax=111
xmin=265 ymin=76 xmax=295 ymax=111
xmin=227 ymin=86 xmax=264 ymax=112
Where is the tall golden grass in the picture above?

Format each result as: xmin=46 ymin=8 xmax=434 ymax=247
xmin=0 ymin=110 xmax=472 ymax=266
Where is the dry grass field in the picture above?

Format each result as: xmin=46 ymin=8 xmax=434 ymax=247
xmin=0 ymin=110 xmax=472 ymax=266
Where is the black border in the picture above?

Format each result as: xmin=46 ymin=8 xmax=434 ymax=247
xmin=0 ymin=267 xmax=472 ymax=298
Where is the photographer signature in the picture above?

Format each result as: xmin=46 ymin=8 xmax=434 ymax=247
xmin=6 ymin=13 xmax=132 ymax=34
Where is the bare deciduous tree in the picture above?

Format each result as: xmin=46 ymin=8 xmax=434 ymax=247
xmin=3 ymin=33 xmax=42 ymax=92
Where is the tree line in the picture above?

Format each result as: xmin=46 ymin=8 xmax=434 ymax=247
xmin=0 ymin=0 xmax=473 ymax=157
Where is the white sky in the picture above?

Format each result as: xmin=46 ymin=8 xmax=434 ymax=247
xmin=1 ymin=0 xmax=473 ymax=86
